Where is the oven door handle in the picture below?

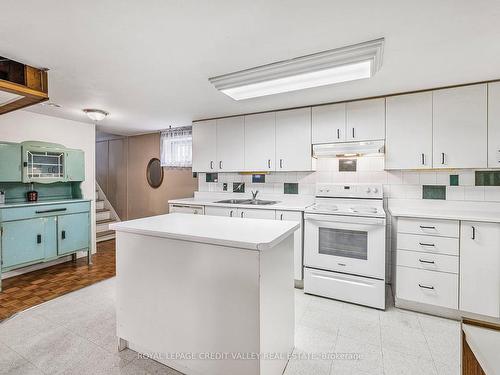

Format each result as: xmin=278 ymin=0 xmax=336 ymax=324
xmin=304 ymin=213 xmax=386 ymax=226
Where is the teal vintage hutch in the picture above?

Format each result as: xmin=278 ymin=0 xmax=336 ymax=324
xmin=0 ymin=141 xmax=91 ymax=291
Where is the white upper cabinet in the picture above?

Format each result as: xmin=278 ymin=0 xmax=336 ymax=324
xmin=386 ymin=92 xmax=433 ymax=169
xmin=311 ymin=103 xmax=346 ymax=144
xmin=488 ymin=82 xmax=500 ymax=168
xmin=346 ymin=98 xmax=385 ymax=141
xmin=433 ymin=84 xmax=487 ymax=169
xmin=460 ymin=221 xmax=500 ymax=318
xmin=216 ymin=116 xmax=245 ymax=172
xmin=244 ymin=112 xmax=276 ymax=171
xmin=275 ymin=108 xmax=313 ymax=171
xmin=192 ymin=120 xmax=217 ymax=172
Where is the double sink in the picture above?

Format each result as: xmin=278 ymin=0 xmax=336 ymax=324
xmin=215 ymin=199 xmax=278 ymax=206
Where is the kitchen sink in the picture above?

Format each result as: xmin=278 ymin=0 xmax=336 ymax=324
xmin=215 ymin=199 xmax=251 ymax=204
xmin=244 ymin=200 xmax=278 ymax=205
xmin=214 ymin=199 xmax=279 ymax=205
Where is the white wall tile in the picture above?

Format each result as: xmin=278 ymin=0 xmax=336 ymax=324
xmin=389 ymin=185 xmax=406 ymax=199
xmin=446 ymin=186 xmax=464 ymax=201
xmin=402 ymin=171 xmax=420 ymax=185
xmin=459 ymin=171 xmax=475 ymax=186
xmin=435 ymin=172 xmax=449 ymax=185
xmin=419 ymin=172 xmax=436 ymax=185
xmin=484 ymin=186 xmax=500 ymax=202
xmin=464 ymin=186 xmax=485 ymax=201
xmin=387 ymin=171 xmax=403 ymax=184
xmin=405 ymin=185 xmax=422 ymax=199
xmin=369 ymin=156 xmax=385 ymax=171
xmin=356 ymin=158 xmax=371 ymax=171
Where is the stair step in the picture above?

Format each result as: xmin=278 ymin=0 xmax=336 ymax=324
xmin=96 ymin=200 xmax=105 ymax=210
xmin=96 ymin=218 xmax=117 ymax=233
xmin=97 ymin=229 xmax=115 ymax=238
xmin=96 ymin=218 xmax=115 ymax=224
xmin=96 ymin=208 xmax=109 ymax=213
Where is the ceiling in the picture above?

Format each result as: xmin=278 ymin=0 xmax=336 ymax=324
xmin=1 ymin=0 xmax=500 ymax=135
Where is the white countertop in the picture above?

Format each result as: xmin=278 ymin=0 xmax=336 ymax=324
xmin=168 ymin=197 xmax=313 ymax=212
xmin=0 ymin=198 xmax=91 ymax=209
xmin=387 ymin=199 xmax=500 ymax=223
xmin=110 ymin=213 xmax=299 ymax=251
xmin=463 ymin=323 xmax=500 ymax=375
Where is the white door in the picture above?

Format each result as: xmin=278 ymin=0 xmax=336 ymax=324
xmin=204 ymin=206 xmax=237 ymax=217
xmin=238 ymin=208 xmax=275 ymax=219
xmin=276 ymin=108 xmax=312 ymax=171
xmin=433 ymin=84 xmax=487 ymax=168
xmin=386 ymin=92 xmax=433 ymax=169
xmin=312 ymin=103 xmax=346 ymax=144
xmin=244 ymin=112 xmax=276 ymax=171
xmin=277 ymin=210 xmax=303 ymax=280
xmin=346 ymin=98 xmax=385 ymax=141
xmin=192 ymin=120 xmax=217 ymax=172
xmin=216 ymin=116 xmax=245 ymax=172
xmin=460 ymin=221 xmax=500 ymax=318
xmin=488 ymin=82 xmax=500 ymax=167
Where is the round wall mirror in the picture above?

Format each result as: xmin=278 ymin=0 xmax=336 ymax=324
xmin=146 ymin=158 xmax=163 ymax=188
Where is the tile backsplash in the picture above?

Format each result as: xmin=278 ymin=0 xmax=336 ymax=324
xmin=197 ymin=156 xmax=500 ymax=202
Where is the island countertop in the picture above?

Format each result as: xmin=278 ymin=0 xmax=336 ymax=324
xmin=110 ymin=212 xmax=299 ymax=251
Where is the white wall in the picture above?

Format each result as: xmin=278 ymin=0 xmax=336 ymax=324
xmin=0 ymin=110 xmax=96 ymax=254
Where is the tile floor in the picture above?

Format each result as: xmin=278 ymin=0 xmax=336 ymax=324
xmin=0 ymin=278 xmax=460 ymax=375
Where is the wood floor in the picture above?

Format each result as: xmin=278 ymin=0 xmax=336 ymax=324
xmin=0 ymin=240 xmax=116 ymax=321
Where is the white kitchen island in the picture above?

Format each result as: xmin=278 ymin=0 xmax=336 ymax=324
xmin=110 ymin=213 xmax=298 ymax=375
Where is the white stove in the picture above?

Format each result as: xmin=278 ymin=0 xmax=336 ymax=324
xmin=303 ymin=183 xmax=387 ymax=309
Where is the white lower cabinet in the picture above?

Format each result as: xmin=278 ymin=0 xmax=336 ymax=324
xmin=204 ymin=206 xmax=237 ymax=217
xmin=396 ymin=266 xmax=458 ymax=309
xmin=277 ymin=210 xmax=303 ymax=280
xmin=395 ymin=216 xmax=500 ymax=318
xmin=395 ymin=217 xmax=460 ymax=310
xmin=204 ymin=206 xmax=275 ymax=219
xmin=460 ymin=221 xmax=500 ymax=318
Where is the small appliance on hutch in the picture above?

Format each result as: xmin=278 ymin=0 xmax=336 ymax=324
xmin=304 ymin=183 xmax=386 ymax=309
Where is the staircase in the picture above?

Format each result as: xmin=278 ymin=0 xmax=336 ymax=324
xmin=95 ymin=183 xmax=120 ymax=242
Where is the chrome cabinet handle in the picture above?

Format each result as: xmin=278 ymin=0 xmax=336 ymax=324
xmin=337 ymin=129 xmax=340 ymax=139
xmin=280 ymin=213 xmax=283 ymax=220
xmin=419 ymin=242 xmax=435 ymax=247
xmin=240 ymin=211 xmax=244 ymax=218
xmin=421 ymin=153 xmax=425 ymax=165
xmin=219 ymin=161 xmax=223 ymax=169
xmin=419 ymin=225 xmax=436 ymax=230
xmin=337 ymin=263 xmax=346 ymax=266
xmin=268 ymin=159 xmax=271 ymax=169
xmin=472 ymin=226 xmax=476 ymax=240
xmin=279 ymin=159 xmax=283 ymax=169
xmin=210 ymin=161 xmax=214 ymax=169
xmin=419 ymin=259 xmax=435 ymax=264
xmin=441 ymin=152 xmax=445 ymax=164
xmin=352 ymin=128 xmax=355 ymax=138
xmin=229 ymin=210 xmax=233 ymax=217
xmin=418 ymin=284 xmax=434 ymax=290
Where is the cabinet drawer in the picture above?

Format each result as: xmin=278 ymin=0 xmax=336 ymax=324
xmin=397 ymin=217 xmax=459 ymax=238
xmin=0 ymin=201 xmax=90 ymax=222
xmin=397 ymin=250 xmax=458 ymax=274
xmin=396 ymin=266 xmax=458 ymax=309
xmin=397 ymin=233 xmax=459 ymax=256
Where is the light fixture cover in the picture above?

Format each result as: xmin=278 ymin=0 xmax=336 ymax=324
xmin=209 ymin=38 xmax=384 ymax=100
xmin=83 ymin=108 xmax=109 ymax=122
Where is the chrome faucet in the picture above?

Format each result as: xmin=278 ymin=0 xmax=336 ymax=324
xmin=251 ymin=190 xmax=259 ymax=200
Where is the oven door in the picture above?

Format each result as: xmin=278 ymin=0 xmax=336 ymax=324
xmin=304 ymin=213 xmax=386 ymax=279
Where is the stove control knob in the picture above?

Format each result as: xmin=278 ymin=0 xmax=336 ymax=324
xmin=372 ymin=187 xmax=379 ymax=193
xmin=366 ymin=187 xmax=372 ymax=193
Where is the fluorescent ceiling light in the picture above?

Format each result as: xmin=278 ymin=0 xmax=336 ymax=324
xmin=209 ymin=38 xmax=384 ymax=100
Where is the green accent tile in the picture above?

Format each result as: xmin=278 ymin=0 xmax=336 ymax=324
xmin=475 ymin=171 xmax=500 ymax=186
xmin=284 ymin=182 xmax=298 ymax=194
xmin=206 ymin=173 xmax=218 ymax=183
xmin=423 ymin=185 xmax=446 ymax=200
xmin=449 ymin=175 xmax=459 ymax=186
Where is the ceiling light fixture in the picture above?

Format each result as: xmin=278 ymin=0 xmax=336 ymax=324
xmin=83 ymin=108 xmax=109 ymax=122
xmin=209 ymin=38 xmax=384 ymax=100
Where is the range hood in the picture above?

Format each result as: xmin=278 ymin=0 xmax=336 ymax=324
xmin=313 ymin=140 xmax=385 ymax=158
